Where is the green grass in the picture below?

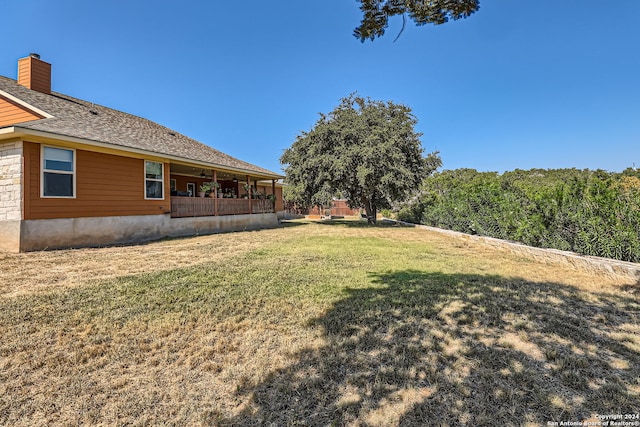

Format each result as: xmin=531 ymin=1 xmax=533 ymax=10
xmin=0 ymin=220 xmax=638 ymax=426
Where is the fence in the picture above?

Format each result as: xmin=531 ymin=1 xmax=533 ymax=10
xmin=306 ymin=200 xmax=360 ymax=217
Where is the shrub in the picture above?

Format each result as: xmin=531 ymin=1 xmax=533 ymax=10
xmin=397 ymin=168 xmax=640 ymax=262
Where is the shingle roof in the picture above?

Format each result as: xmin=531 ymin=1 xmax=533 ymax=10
xmin=0 ymin=75 xmax=281 ymax=178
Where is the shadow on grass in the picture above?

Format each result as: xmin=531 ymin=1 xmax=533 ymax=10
xmin=276 ymin=219 xmax=309 ymax=230
xmin=311 ymin=218 xmax=411 ymax=228
xmin=223 ymin=271 xmax=639 ymax=426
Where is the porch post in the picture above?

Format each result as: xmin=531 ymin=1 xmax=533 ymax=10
xmin=213 ymin=170 xmax=218 ymax=216
xmin=272 ymin=180 xmax=276 ymax=212
xmin=247 ymin=174 xmax=252 ymax=214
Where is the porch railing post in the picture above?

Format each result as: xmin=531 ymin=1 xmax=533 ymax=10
xmin=213 ymin=170 xmax=218 ymax=216
xmin=272 ymin=179 xmax=276 ymax=212
xmin=247 ymin=174 xmax=252 ymax=214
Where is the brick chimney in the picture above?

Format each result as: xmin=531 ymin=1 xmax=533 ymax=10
xmin=17 ymin=53 xmax=51 ymax=94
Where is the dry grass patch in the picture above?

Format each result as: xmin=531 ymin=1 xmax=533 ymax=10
xmin=0 ymin=225 xmax=304 ymax=297
xmin=0 ymin=219 xmax=638 ymax=426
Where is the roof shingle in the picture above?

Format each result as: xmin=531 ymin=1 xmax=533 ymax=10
xmin=0 ymin=76 xmax=281 ymax=178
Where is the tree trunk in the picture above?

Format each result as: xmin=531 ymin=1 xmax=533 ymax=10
xmin=368 ymin=206 xmax=377 ymax=224
xmin=362 ymin=196 xmax=377 ymax=224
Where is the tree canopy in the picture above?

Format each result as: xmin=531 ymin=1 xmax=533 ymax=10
xmin=281 ymin=94 xmax=441 ymax=223
xmin=354 ymin=0 xmax=480 ymax=42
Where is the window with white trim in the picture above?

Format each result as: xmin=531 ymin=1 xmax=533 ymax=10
xmin=42 ymin=146 xmax=75 ymax=197
xmin=145 ymin=161 xmax=164 ymax=199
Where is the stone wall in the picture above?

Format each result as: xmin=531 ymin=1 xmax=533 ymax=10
xmin=409 ymin=223 xmax=640 ymax=283
xmin=0 ymin=142 xmax=23 ymax=252
xmin=0 ymin=141 xmax=22 ymax=222
xmin=388 ymin=218 xmax=640 ymax=283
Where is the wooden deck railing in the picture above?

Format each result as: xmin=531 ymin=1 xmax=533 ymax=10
xmin=252 ymin=199 xmax=275 ymax=214
xmin=217 ymin=199 xmax=250 ymax=216
xmin=170 ymin=197 xmax=274 ymax=218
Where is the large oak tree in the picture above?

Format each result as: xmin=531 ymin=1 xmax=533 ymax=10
xmin=281 ymin=94 xmax=441 ymax=223
xmin=354 ymin=0 xmax=480 ymax=42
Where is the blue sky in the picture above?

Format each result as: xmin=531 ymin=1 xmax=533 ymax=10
xmin=2 ymin=0 xmax=639 ymax=174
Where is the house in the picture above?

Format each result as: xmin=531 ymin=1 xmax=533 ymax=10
xmin=0 ymin=54 xmax=284 ymax=252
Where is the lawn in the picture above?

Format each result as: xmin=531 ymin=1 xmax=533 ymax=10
xmin=0 ymin=220 xmax=638 ymax=426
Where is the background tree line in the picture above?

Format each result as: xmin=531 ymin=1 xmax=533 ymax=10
xmin=397 ymin=168 xmax=640 ymax=263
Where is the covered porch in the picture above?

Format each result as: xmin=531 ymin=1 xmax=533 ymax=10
xmin=168 ymin=163 xmax=282 ymax=219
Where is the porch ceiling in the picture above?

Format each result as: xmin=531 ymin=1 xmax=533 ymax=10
xmin=170 ymin=163 xmax=278 ymax=182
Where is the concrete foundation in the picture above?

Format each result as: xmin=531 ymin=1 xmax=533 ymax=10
xmin=166 ymin=213 xmax=278 ymax=240
xmin=14 ymin=213 xmax=278 ymax=252
xmin=0 ymin=220 xmax=21 ymax=252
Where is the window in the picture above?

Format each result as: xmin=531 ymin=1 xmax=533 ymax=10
xmin=170 ymin=179 xmax=177 ymax=192
xmin=145 ymin=161 xmax=164 ymax=199
xmin=42 ymin=146 xmax=75 ymax=197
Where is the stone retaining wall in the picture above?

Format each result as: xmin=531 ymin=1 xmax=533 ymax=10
xmin=396 ymin=221 xmax=640 ymax=283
